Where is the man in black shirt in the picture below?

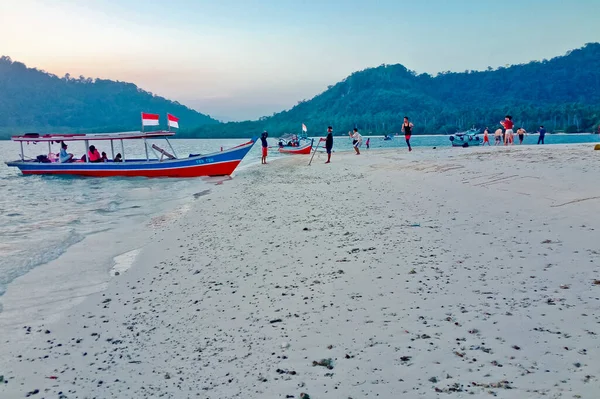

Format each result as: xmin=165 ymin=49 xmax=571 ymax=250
xmin=322 ymin=126 xmax=334 ymax=163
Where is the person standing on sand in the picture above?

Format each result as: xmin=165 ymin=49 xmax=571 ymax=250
xmin=517 ymin=127 xmax=526 ymax=144
xmin=401 ymin=116 xmax=414 ymax=152
xmin=494 ymin=128 xmax=502 ymax=145
xmin=483 ymin=128 xmax=490 ymax=146
xmin=366 ymin=137 xmax=370 ymax=149
xmin=349 ymin=128 xmax=362 ymax=155
xmin=320 ymin=126 xmax=334 ymax=163
xmin=260 ymin=131 xmax=269 ymax=164
xmin=500 ymin=115 xmax=514 ymax=146
xmin=537 ymin=125 xmax=546 ymax=144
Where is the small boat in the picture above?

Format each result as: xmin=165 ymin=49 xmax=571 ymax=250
xmin=277 ymin=134 xmax=313 ymax=155
xmin=383 ymin=135 xmax=393 ymax=141
xmin=5 ymin=131 xmax=256 ymax=178
xmin=278 ymin=140 xmax=313 ymax=155
xmin=449 ymin=128 xmax=481 ymax=147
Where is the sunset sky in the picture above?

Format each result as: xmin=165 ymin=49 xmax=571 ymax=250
xmin=1 ymin=0 xmax=598 ymax=120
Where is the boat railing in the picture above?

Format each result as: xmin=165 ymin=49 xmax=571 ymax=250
xmin=151 ymin=144 xmax=176 ymax=161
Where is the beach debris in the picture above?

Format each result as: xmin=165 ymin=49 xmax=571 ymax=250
xmin=429 ymin=376 xmax=438 ymax=383
xmin=276 ymin=369 xmax=297 ymax=375
xmin=114 ymin=271 xmax=120 ymax=276
xmin=164 ymin=372 xmax=171 ymax=379
xmin=281 ymin=342 xmax=290 ymax=349
xmin=512 ymin=345 xmax=521 ymax=350
xmin=300 ymin=393 xmax=311 ymax=399
xmin=46 ymin=376 xmax=58 ymax=380
xmin=25 ymin=389 xmax=40 ymax=397
xmin=312 ymin=358 xmax=334 ymax=369
xmin=102 ymin=298 xmax=111 ymax=304
xmin=400 ymin=356 xmax=411 ymax=362
xmin=270 ymin=318 xmax=283 ymax=324
xmin=541 ymin=239 xmax=554 ymax=244
xmin=302 ymin=227 xmax=309 ymax=231
xmin=345 ymin=353 xmax=355 ymax=359
xmin=594 ymin=144 xmax=600 ymax=151
xmin=409 ymin=268 xmax=417 ymax=274
xmin=0 ymin=375 xmax=3 ymax=383
xmin=434 ymin=383 xmax=464 ymax=393
xmin=193 ymin=189 xmax=211 ymax=198
xmin=410 ymin=223 xmax=421 ymax=227
xmin=593 ymin=279 xmax=600 ymax=285
xmin=327 ymin=344 xmax=333 ymax=349
xmin=560 ymin=284 xmax=570 ymax=289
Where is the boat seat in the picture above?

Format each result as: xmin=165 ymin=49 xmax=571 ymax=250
xmin=151 ymin=144 xmax=176 ymax=161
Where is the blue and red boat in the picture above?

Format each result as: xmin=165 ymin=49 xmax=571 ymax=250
xmin=5 ymin=130 xmax=256 ymax=178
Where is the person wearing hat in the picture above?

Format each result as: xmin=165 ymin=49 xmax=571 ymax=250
xmin=59 ymin=141 xmax=73 ymax=163
xmin=260 ymin=131 xmax=269 ymax=164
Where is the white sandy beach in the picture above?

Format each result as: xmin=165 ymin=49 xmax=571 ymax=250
xmin=1 ymin=144 xmax=599 ymax=399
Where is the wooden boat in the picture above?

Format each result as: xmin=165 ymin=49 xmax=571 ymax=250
xmin=5 ymin=131 xmax=256 ymax=178
xmin=278 ymin=140 xmax=313 ymax=155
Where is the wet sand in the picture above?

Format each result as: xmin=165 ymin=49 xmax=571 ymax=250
xmin=1 ymin=144 xmax=599 ymax=398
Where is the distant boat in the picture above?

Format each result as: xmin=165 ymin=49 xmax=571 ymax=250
xmin=383 ymin=134 xmax=393 ymax=141
xmin=449 ymin=128 xmax=481 ymax=147
xmin=277 ymin=134 xmax=313 ymax=155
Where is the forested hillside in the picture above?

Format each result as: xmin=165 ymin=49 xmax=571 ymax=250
xmin=2 ymin=43 xmax=599 ymax=139
xmin=0 ymin=56 xmax=218 ymax=138
xmin=189 ymin=43 xmax=600 ymax=137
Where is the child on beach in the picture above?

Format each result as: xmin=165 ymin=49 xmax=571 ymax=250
xmin=501 ymin=115 xmax=514 ymax=146
xmin=494 ymin=128 xmax=502 ymax=145
xmin=483 ymin=128 xmax=490 ymax=146
xmin=260 ymin=131 xmax=268 ymax=164
xmin=401 ymin=116 xmax=413 ymax=152
xmin=366 ymin=137 xmax=370 ymax=149
xmin=349 ymin=128 xmax=362 ymax=155
xmin=517 ymin=127 xmax=526 ymax=144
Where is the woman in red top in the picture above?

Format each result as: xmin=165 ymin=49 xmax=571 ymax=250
xmin=88 ymin=145 xmax=102 ymax=162
xmin=500 ymin=115 xmax=514 ymax=146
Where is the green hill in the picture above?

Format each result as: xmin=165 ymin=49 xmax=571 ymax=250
xmin=191 ymin=42 xmax=600 ymax=137
xmin=0 ymin=56 xmax=219 ymax=138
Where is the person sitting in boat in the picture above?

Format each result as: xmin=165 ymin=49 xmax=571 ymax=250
xmin=59 ymin=141 xmax=73 ymax=163
xmin=88 ymin=145 xmax=102 ymax=162
xmin=101 ymin=152 xmax=109 ymax=162
xmin=114 ymin=153 xmax=123 ymax=162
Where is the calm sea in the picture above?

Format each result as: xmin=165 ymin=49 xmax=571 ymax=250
xmin=0 ymin=133 xmax=598 ymax=304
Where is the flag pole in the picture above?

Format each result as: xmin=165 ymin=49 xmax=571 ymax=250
xmin=167 ymin=114 xmax=170 ymax=132
xmin=141 ymin=112 xmax=144 ymax=133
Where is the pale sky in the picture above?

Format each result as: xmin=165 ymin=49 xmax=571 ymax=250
xmin=1 ymin=0 xmax=598 ymax=121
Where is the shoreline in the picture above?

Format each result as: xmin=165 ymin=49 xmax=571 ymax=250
xmin=1 ymin=144 xmax=599 ymax=398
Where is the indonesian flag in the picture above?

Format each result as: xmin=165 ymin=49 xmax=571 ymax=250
xmin=141 ymin=112 xmax=160 ymax=126
xmin=302 ymin=123 xmax=307 ymax=133
xmin=167 ymin=113 xmax=179 ymax=129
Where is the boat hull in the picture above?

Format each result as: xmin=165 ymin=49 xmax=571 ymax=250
xmin=451 ymin=141 xmax=481 ymax=147
xmin=6 ymin=140 xmax=256 ymax=178
xmin=278 ymin=142 xmax=312 ymax=155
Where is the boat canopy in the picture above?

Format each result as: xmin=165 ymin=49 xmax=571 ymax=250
xmin=11 ymin=131 xmax=175 ymax=142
